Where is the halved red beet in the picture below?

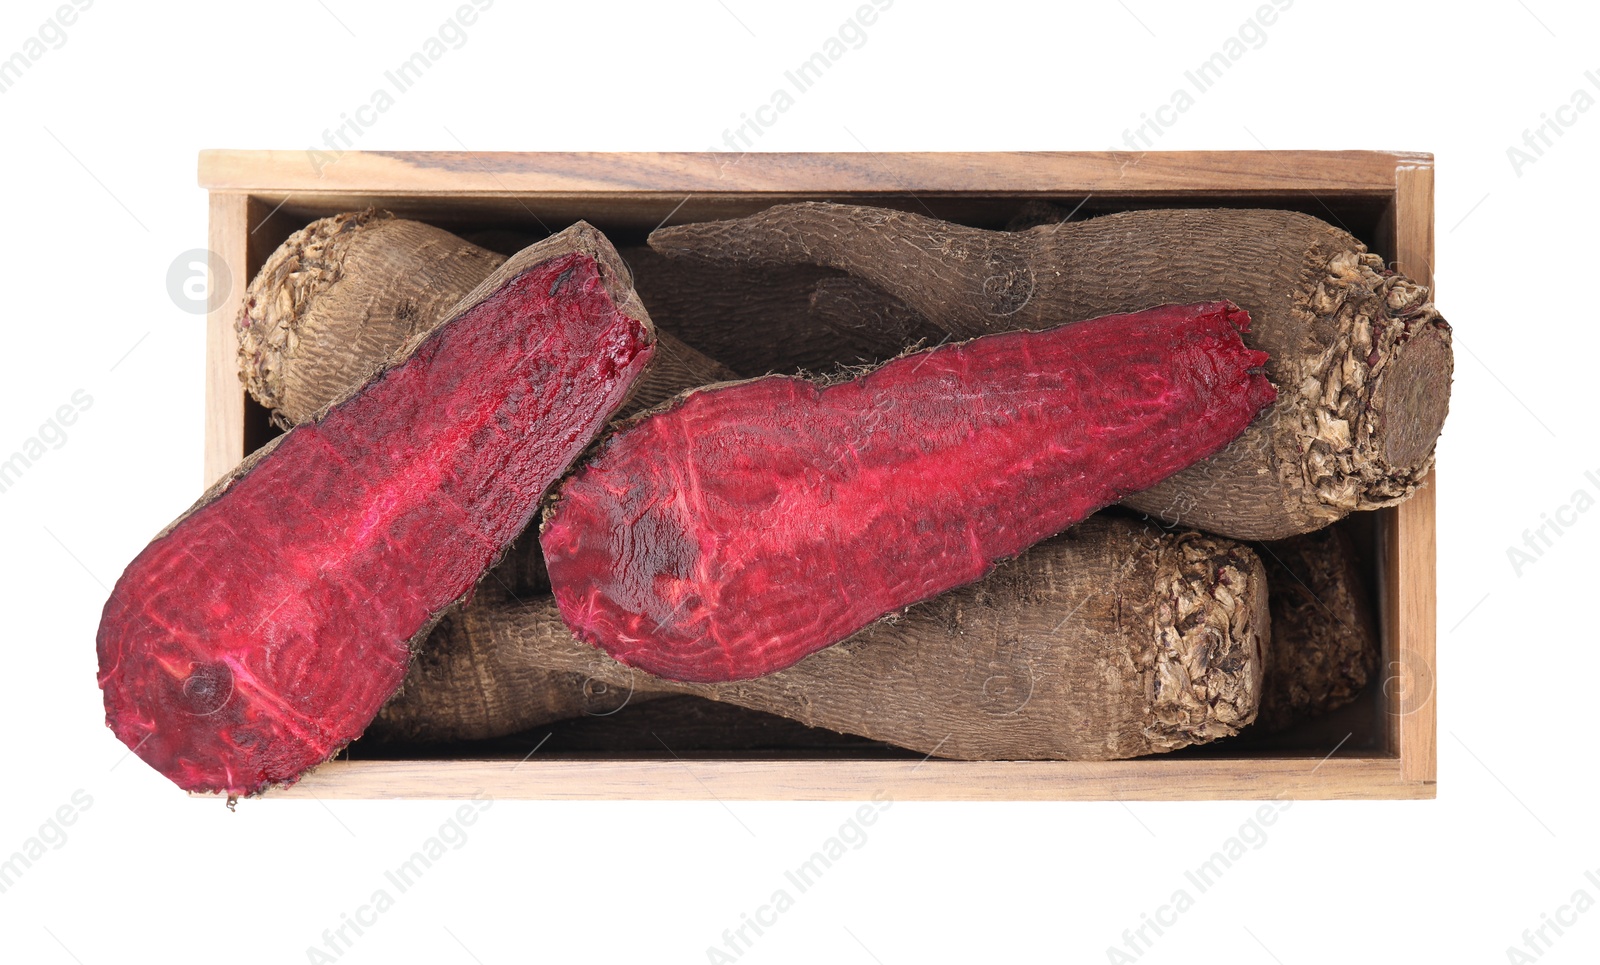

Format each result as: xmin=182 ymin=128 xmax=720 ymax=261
xmin=97 ymin=223 xmax=655 ymax=796
xmin=542 ymin=301 xmax=1276 ymax=682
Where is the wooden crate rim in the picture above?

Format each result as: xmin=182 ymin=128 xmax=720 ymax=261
xmin=198 ymin=149 xmax=1434 ymax=198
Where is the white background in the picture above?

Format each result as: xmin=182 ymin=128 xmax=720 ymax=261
xmin=0 ymin=1 xmax=1593 ymax=962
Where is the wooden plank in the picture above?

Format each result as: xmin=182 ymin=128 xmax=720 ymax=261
xmin=1392 ymin=161 xmax=1436 ymax=281
xmin=203 ymin=193 xmax=249 ymax=487
xmin=198 ymin=150 xmax=1427 ymax=199
xmin=1390 ymin=161 xmax=1439 ymax=786
xmin=1392 ymin=476 xmax=1438 ymax=784
xmin=254 ymin=756 xmax=1430 ymax=802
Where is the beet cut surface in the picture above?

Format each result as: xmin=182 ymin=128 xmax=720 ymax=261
xmin=542 ymin=301 xmax=1276 ymax=682
xmin=98 ymin=244 xmax=654 ymax=795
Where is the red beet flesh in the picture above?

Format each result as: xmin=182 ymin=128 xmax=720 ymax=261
xmin=543 ymin=301 xmax=1275 ymax=682
xmin=97 ymin=252 xmax=654 ymax=795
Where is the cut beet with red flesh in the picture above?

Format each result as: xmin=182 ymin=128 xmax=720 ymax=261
xmin=97 ymin=237 xmax=654 ymax=795
xmin=542 ymin=301 xmax=1276 ymax=683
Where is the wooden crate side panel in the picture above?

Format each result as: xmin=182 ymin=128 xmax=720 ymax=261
xmin=258 ymin=757 xmax=1431 ymax=802
xmin=1390 ymin=162 xmax=1439 ymax=785
xmin=203 ymin=193 xmax=249 ymax=487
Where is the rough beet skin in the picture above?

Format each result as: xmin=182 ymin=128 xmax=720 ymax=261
xmin=98 ymin=225 xmax=655 ymax=795
xmin=541 ymin=301 xmax=1276 ymax=682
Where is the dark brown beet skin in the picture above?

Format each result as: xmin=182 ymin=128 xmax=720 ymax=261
xmin=98 ymin=231 xmax=655 ymax=796
xmin=542 ymin=301 xmax=1276 ymax=683
xmin=651 ymin=203 xmax=1453 ymax=539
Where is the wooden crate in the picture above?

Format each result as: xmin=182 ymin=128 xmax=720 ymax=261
xmin=197 ymin=151 xmax=1438 ymax=801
